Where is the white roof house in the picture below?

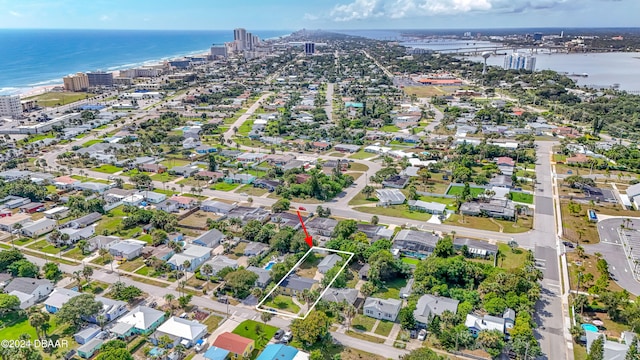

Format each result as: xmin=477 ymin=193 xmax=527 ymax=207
xmin=118 ymin=306 xmax=165 ymax=333
xmin=376 ymin=189 xmax=406 ymax=206
xmin=154 ymin=316 xmax=207 ymax=347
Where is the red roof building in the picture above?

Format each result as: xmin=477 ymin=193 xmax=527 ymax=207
xmin=495 ymin=157 xmax=516 ymax=167
xmin=212 ymin=332 xmax=254 ymax=358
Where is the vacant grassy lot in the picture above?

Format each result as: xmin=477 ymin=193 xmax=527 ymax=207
xmin=349 ymin=150 xmax=376 ymax=160
xmin=179 ymin=211 xmax=221 ymax=229
xmin=328 ymin=152 xmax=346 ymax=157
xmin=354 ymin=205 xmax=432 ymax=221
xmin=567 ymin=252 xmax=627 ymax=294
xmin=380 ymin=125 xmax=400 ymax=133
xmin=348 ymin=163 xmax=369 ymax=172
xmin=82 ymin=139 xmax=103 ymax=148
xmin=211 ymin=182 xmax=240 ymax=191
xmin=560 ymin=200 xmax=599 ymax=244
xmin=510 ymin=192 xmax=534 ymax=204
xmin=26 ymin=133 xmax=55 ymax=143
xmin=160 ymin=158 xmax=191 ymax=168
xmin=25 ymin=91 xmax=93 ymax=107
xmin=403 ymin=86 xmax=452 ymax=97
xmin=203 ymin=314 xmax=224 ymax=332
xmin=93 ymin=164 xmax=122 ymax=174
xmin=237 ymin=120 xmax=254 ymax=136
xmin=445 ymin=214 xmax=532 ymax=234
xmin=118 ymin=257 xmax=145 ymax=272
xmin=237 ymin=184 xmax=268 ymax=196
xmin=27 ymin=239 xmax=62 ymax=254
xmin=446 ymin=185 xmax=486 ymax=198
xmin=372 ymin=277 xmax=407 ymax=300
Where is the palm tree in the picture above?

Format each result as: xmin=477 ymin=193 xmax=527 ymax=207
xmin=82 ymin=266 xmax=93 ymax=284
xmin=28 ymin=309 xmax=50 ymax=340
xmin=201 ymin=264 xmax=213 ymax=282
xmin=164 ymin=294 xmax=175 ymax=314
xmin=73 ymin=270 xmax=83 ymax=291
xmin=343 ymin=303 xmax=356 ymax=331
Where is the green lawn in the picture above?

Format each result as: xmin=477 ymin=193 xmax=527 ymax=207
xmin=349 ymin=150 xmax=376 ymax=160
xmin=203 ymin=314 xmax=224 ymax=332
xmin=0 ymin=311 xmax=58 ymax=340
xmin=25 ymin=91 xmax=94 ymax=107
xmin=211 ymin=182 xmax=240 ymax=191
xmin=82 ymin=139 xmax=103 ymax=147
xmin=232 ymin=320 xmax=278 ymax=349
xmin=348 ymin=163 xmax=369 ymax=172
xmin=446 ymin=185 xmax=486 ymax=198
xmin=70 ymin=175 xmax=111 ymax=184
xmin=380 ymin=125 xmax=400 ymax=133
xmin=27 ymin=239 xmax=62 ymax=254
xmin=354 ymin=205 xmax=432 ymax=221
xmin=417 ymin=195 xmax=457 ymax=210
xmin=150 ymin=172 xmax=178 ymax=182
xmin=348 ymin=192 xmax=378 ymax=206
xmin=263 ymin=295 xmax=300 ymax=314
xmin=372 ymin=278 xmax=407 ymax=300
xmin=352 ymin=314 xmax=377 ymax=332
xmin=135 ymin=266 xmax=151 ymax=276
xmin=64 ymin=246 xmax=88 ymax=260
xmin=117 ymin=257 xmax=145 ymax=272
xmin=93 ymin=164 xmax=123 ymax=174
xmin=237 ymin=184 xmax=268 ymax=196
xmin=237 ymin=119 xmax=254 ymax=136
xmin=498 ymin=243 xmax=529 ymax=270
xmin=510 ymin=192 xmax=534 ymax=204
xmin=26 ymin=133 xmax=55 ymax=143
xmin=401 ymin=257 xmax=420 ymax=266
xmin=159 ymin=158 xmax=191 ymax=168
xmin=153 ymin=188 xmax=179 ymax=196
xmin=374 ymin=321 xmax=394 ymax=336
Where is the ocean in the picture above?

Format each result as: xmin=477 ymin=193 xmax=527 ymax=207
xmin=0 ymin=29 xmax=290 ymax=93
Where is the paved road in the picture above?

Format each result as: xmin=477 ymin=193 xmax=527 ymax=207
xmin=223 ymin=92 xmax=271 ymax=142
xmin=325 ymin=83 xmax=334 ymax=123
xmin=532 ymin=141 xmax=569 ymax=360
xmin=591 ymin=218 xmax=640 ymax=295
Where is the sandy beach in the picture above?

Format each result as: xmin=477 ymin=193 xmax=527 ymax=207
xmin=20 ymin=85 xmax=63 ymax=98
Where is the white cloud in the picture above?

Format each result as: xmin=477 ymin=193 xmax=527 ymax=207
xmin=9 ymin=10 xmax=22 ymax=17
xmin=330 ymin=0 xmax=572 ymax=21
xmin=99 ymin=14 xmax=111 ymax=21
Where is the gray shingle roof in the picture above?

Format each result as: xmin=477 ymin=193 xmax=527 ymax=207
xmin=4 ymin=278 xmax=52 ymax=295
xmin=281 ymin=275 xmax=316 ymax=291
xmin=414 ymin=295 xmax=459 ymax=325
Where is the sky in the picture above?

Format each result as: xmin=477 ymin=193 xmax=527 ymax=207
xmin=0 ymin=0 xmax=637 ymax=30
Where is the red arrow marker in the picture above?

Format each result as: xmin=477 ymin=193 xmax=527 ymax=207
xmin=296 ymin=211 xmax=313 ymax=248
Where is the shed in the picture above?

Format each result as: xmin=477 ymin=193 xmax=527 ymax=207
xmin=74 ymin=326 xmax=101 ymax=345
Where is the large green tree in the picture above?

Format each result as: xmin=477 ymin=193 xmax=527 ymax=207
xmin=0 ymin=294 xmax=20 ymax=314
xmin=0 ymin=249 xmax=25 ymax=272
xmin=95 ymin=340 xmax=133 ymax=360
xmin=224 ymin=269 xmax=258 ymax=298
xmin=56 ymin=294 xmax=103 ymax=330
xmin=290 ymin=311 xmax=330 ymax=347
xmin=8 ymin=259 xmax=39 ymax=278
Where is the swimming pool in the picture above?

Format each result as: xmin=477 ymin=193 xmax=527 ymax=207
xmin=264 ymin=261 xmax=276 ymax=270
xmin=148 ymin=347 xmax=164 ymax=357
xmin=582 ymin=324 xmax=598 ymax=332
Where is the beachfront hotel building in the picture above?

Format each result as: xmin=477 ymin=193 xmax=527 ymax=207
xmin=503 ymin=53 xmax=536 ymax=72
xmin=87 ymin=71 xmax=114 ymax=87
xmin=63 ymin=72 xmax=89 ymax=92
xmin=234 ymin=28 xmax=248 ymax=50
xmin=305 ymin=42 xmax=315 ymax=55
xmin=0 ymin=94 xmax=22 ymax=118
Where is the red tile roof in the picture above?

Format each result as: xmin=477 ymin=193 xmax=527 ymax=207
xmin=212 ymin=332 xmax=253 ymax=355
xmin=54 ymin=176 xmax=78 ymax=185
xmin=496 ymin=157 xmax=515 ymax=167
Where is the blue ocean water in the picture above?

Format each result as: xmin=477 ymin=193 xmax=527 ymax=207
xmin=0 ymin=29 xmax=290 ymax=92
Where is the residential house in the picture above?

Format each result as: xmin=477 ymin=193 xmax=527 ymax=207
xmin=311 ymin=141 xmax=331 ymax=151
xmin=55 ymin=226 xmax=95 ymax=244
xmin=359 ymin=264 xmax=370 ymax=280
xmin=363 ymin=297 xmax=402 ymax=321
xmin=392 ymin=229 xmax=441 ymax=258
xmin=237 ymin=153 xmax=267 ymax=164
xmin=53 ymin=176 xmax=80 ymax=189
xmin=74 ymin=182 xmax=111 ymax=194
xmin=139 ymin=163 xmax=167 ymax=173
xmin=317 ymin=254 xmax=342 ymax=274
xmin=74 ymin=326 xmax=101 ymax=345
xmin=4 ymin=278 xmax=53 ymax=309
xmin=226 ymin=206 xmax=271 ymax=224
xmin=269 ymin=212 xmax=303 ymax=230
xmin=137 ymin=191 xmax=166 ymax=204
xmin=256 ymin=344 xmax=309 ymax=360
xmin=201 ymin=200 xmax=237 ymax=214
xmin=212 ymin=332 xmax=255 ymax=359
xmin=453 ymin=238 xmax=498 ymax=258
xmin=21 ymin=218 xmax=56 ymax=238
xmin=191 ymin=229 xmax=224 ymax=248
xmin=382 ymin=175 xmax=410 ymax=189
xmin=44 ymin=288 xmax=81 ymax=313
xmin=117 ymin=306 xmax=166 ymax=335
xmin=109 ymin=239 xmax=145 ymax=260
xmin=356 ymin=224 xmax=394 ymax=241
xmin=465 ymin=308 xmax=515 ymax=336
xmin=243 ymin=242 xmax=269 ymax=256
xmin=103 ymin=188 xmax=135 ymax=204
xmin=66 ymin=212 xmax=102 ymax=229
xmin=1 ymin=196 xmax=31 ymax=209
xmin=246 ymin=266 xmax=271 ymax=288
xmin=414 ymin=295 xmax=459 ymax=328
xmin=305 ymin=217 xmax=338 ymax=237
xmin=90 ymin=296 xmax=128 ymax=323
xmin=321 ymin=288 xmax=359 ymax=305
xmin=19 ymin=202 xmax=45 ymax=214
xmin=225 ymin=173 xmax=256 ymax=184
xmin=280 ymin=275 xmax=317 ymax=296
xmin=195 ymin=170 xmax=224 ymax=181
xmin=253 ymin=179 xmax=281 ymax=192
xmin=585 ymin=331 xmax=633 ymax=360
xmin=195 ymin=145 xmax=217 ymax=154
xmin=167 ymin=244 xmax=212 ymax=272
xmin=407 ymin=200 xmax=446 ymax=215
xmin=87 ymin=235 xmax=120 ymax=252
xmin=489 ymin=174 xmax=513 ymax=188
xmin=376 ymin=189 xmax=406 ymax=206
xmin=152 ymin=316 xmax=207 ymax=348
xmin=201 ymin=256 xmax=238 ymax=276
xmin=334 ymin=144 xmax=360 ymax=153
xmin=77 ymin=338 xmax=103 ymax=358
xmin=460 ymin=199 xmax=516 ymax=220
xmin=170 ymin=165 xmax=200 ymax=178
xmin=566 ymin=153 xmax=590 ymax=165
xmin=44 ymin=206 xmax=70 ymax=219
xmin=0 ymin=213 xmax=31 ymax=232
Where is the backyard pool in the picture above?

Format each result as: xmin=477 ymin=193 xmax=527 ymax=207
xmin=582 ymin=324 xmax=598 ymax=332
xmin=264 ymin=261 xmax=276 ymax=270
xmin=148 ymin=347 xmax=165 ymax=357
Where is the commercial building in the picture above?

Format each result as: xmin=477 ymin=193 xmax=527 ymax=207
xmin=305 ymin=42 xmax=315 ymax=55
xmin=503 ymin=53 xmax=536 ymax=71
xmin=210 ymin=45 xmax=227 ymax=59
xmin=87 ymin=71 xmax=114 ymax=87
xmin=63 ymin=73 xmax=89 ymax=92
xmin=0 ymin=94 xmax=22 ymax=118
xmin=234 ymin=28 xmax=248 ymax=50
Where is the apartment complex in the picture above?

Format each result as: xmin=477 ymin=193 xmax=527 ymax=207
xmin=0 ymin=95 xmax=22 ymax=118
xmin=503 ymin=53 xmax=536 ymax=71
xmin=87 ymin=71 xmax=114 ymax=87
xmin=63 ymin=73 xmax=89 ymax=92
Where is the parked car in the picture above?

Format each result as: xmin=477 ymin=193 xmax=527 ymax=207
xmin=298 ymin=206 xmax=307 ymax=211
xmin=274 ymin=329 xmax=284 ymax=340
xmin=563 ymin=241 xmax=575 ymax=248
xmin=217 ymin=296 xmax=229 ymax=304
xmin=282 ymin=331 xmax=292 ymax=343
xmin=417 ymin=329 xmax=427 ymax=341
